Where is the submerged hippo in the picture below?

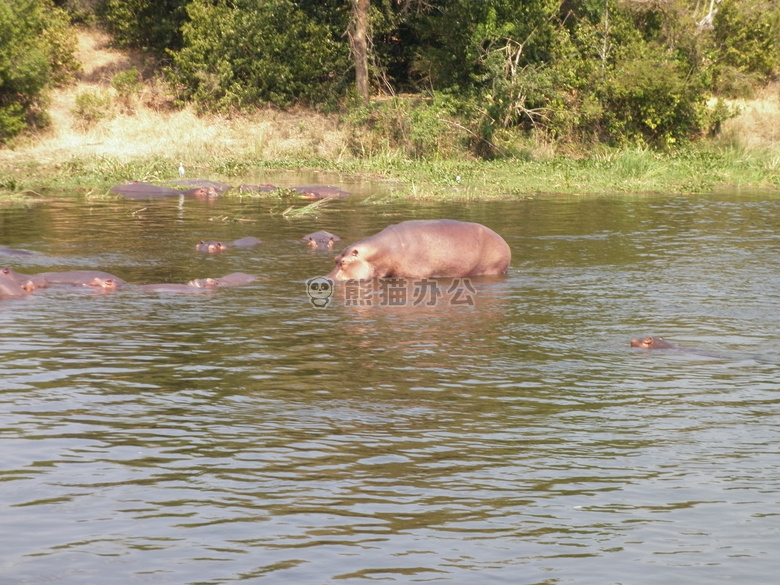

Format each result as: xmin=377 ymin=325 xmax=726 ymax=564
xmin=1 ymin=267 xmax=48 ymax=289
xmin=0 ymin=247 xmax=35 ymax=257
xmin=291 ymin=185 xmax=350 ymax=199
xmin=302 ymin=231 xmax=341 ymax=249
xmin=86 ymin=277 xmax=212 ymax=294
xmin=238 ymin=184 xmax=278 ymax=194
xmin=37 ymin=270 xmax=126 ymax=287
xmin=327 ymin=219 xmax=511 ymax=281
xmin=111 ymin=181 xmax=221 ymax=200
xmin=172 ymin=179 xmax=231 ymax=194
xmin=183 ymin=187 xmax=220 ymax=199
xmin=188 ymin=272 xmax=257 ymax=289
xmin=630 ymin=336 xmax=677 ymax=350
xmin=195 ymin=237 xmax=262 ymax=253
xmin=111 ymin=181 xmax=183 ymax=199
xmin=0 ymin=274 xmax=32 ymax=299
xmin=133 ymin=283 xmax=213 ymax=294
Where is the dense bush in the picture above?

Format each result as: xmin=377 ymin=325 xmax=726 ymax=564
xmin=167 ymin=0 xmax=348 ymax=111
xmin=98 ymin=0 xmax=188 ymax=54
xmin=711 ymin=0 xmax=780 ymax=96
xmin=345 ymin=94 xmax=468 ymax=159
xmin=0 ymin=0 xmax=78 ymax=142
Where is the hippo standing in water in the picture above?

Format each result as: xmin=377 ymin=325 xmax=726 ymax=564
xmin=195 ymin=237 xmax=263 ymax=253
xmin=327 ymin=219 xmax=511 ymax=281
xmin=302 ymin=231 xmax=340 ymax=249
xmin=630 ymin=336 xmax=678 ymax=350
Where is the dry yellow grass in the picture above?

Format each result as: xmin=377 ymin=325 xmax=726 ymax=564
xmin=6 ymin=28 xmax=351 ymax=168
xmin=719 ymin=84 xmax=780 ymax=149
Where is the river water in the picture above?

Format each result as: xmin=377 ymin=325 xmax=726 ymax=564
xmin=2 ymin=178 xmax=780 ymax=585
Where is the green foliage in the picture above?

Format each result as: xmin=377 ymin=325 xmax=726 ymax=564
xmin=168 ymin=0 xmax=348 ymax=111
xmin=99 ymin=0 xmax=189 ymax=54
xmin=711 ymin=0 xmax=780 ymax=96
xmin=345 ymin=94 xmax=468 ymax=159
xmin=111 ymin=66 xmax=142 ymax=111
xmin=73 ymin=88 xmax=113 ymax=128
xmin=3 ymin=0 xmax=774 ymax=152
xmin=593 ymin=58 xmax=707 ymax=148
xmin=111 ymin=67 xmax=142 ymax=97
xmin=0 ymin=0 xmax=78 ymax=143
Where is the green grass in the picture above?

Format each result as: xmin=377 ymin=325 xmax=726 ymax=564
xmin=2 ymin=143 xmax=779 ymax=203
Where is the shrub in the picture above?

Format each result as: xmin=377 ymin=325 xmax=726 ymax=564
xmin=711 ymin=0 xmax=780 ymax=96
xmin=345 ymin=94 xmax=468 ymax=159
xmin=99 ymin=0 xmax=188 ymax=54
xmin=73 ymin=89 xmax=113 ymax=128
xmin=0 ymin=0 xmax=78 ymax=142
xmin=168 ymin=0 xmax=348 ymax=111
xmin=593 ymin=58 xmax=707 ymax=148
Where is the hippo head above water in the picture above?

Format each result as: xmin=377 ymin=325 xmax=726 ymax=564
xmin=630 ymin=336 xmax=677 ymax=350
xmin=196 ymin=240 xmax=228 ymax=253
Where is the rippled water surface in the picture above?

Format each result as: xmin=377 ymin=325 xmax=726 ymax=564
xmin=2 ymin=183 xmax=780 ymax=584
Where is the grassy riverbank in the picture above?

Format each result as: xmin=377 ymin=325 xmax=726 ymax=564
xmin=1 ymin=30 xmax=779 ymax=202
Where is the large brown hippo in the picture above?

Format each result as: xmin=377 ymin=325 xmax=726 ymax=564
xmin=37 ymin=270 xmax=126 ymax=287
xmin=630 ymin=336 xmax=677 ymax=350
xmin=327 ymin=219 xmax=511 ymax=281
xmin=302 ymin=231 xmax=340 ymax=249
xmin=195 ymin=237 xmax=262 ymax=253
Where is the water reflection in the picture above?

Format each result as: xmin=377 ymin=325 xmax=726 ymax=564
xmin=1 ymin=188 xmax=780 ymax=584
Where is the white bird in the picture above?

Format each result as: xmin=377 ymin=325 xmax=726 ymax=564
xmin=178 ymin=162 xmax=185 ymax=178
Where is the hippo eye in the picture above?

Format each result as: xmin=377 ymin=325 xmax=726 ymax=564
xmin=351 ymin=249 xmax=359 ymax=256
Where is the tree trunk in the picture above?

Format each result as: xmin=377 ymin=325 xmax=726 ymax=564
xmin=351 ymin=0 xmax=370 ymax=102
